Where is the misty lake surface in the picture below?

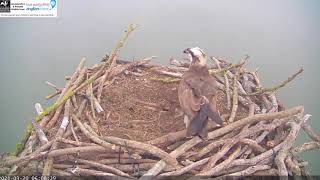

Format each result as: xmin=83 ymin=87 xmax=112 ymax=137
xmin=0 ymin=0 xmax=319 ymax=174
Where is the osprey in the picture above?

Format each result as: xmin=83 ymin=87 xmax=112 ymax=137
xmin=178 ymin=47 xmax=223 ymax=139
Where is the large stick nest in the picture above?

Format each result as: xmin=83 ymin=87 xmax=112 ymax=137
xmin=0 ymin=27 xmax=318 ymax=178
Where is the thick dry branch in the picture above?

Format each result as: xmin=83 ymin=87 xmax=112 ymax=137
xmin=302 ymin=122 xmax=320 ymax=142
xmin=239 ymin=138 xmax=266 ymax=153
xmin=76 ymin=99 xmax=87 ymax=117
xmin=88 ymin=82 xmax=96 ymax=118
xmin=268 ymin=93 xmax=279 ymax=112
xmin=97 ymin=152 xmax=141 ymax=160
xmin=63 ymin=125 xmax=80 ymax=139
xmin=75 ymin=159 xmax=132 ymax=178
xmin=232 ymin=141 xmax=284 ymax=167
xmin=224 ymin=165 xmax=271 ymax=177
xmin=47 ymin=146 xmax=115 ymax=158
xmin=67 ymin=167 xmax=116 ymax=177
xmin=228 ymin=68 xmax=240 ymax=123
xmin=83 ymin=122 xmax=100 ymax=137
xmin=147 ymin=129 xmax=186 ymax=147
xmin=108 ymin=56 xmax=154 ymax=78
xmin=160 ymin=157 xmax=209 ymax=176
xmin=254 ymin=168 xmax=279 ymax=176
xmin=169 ymin=58 xmax=190 ymax=68
xmin=45 ymin=106 xmax=63 ymax=129
xmin=45 ymin=90 xmax=61 ymax=100
xmin=45 ymin=81 xmax=60 ymax=91
xmin=110 ymin=163 xmax=175 ymax=173
xmin=21 ymin=162 xmax=72 ymax=176
xmin=69 ymin=116 xmax=79 ymax=142
xmin=292 ymin=142 xmax=320 ymax=154
xmin=153 ymin=69 xmax=182 ymax=78
xmin=224 ymin=72 xmax=231 ymax=110
xmin=71 ymin=95 xmax=78 ymax=109
xmin=275 ymin=115 xmax=311 ymax=177
xmin=198 ymin=146 xmax=241 ymax=176
xmin=85 ymin=112 xmax=100 ymax=135
xmin=72 ymin=114 xmax=119 ymax=150
xmin=98 ymin=158 xmax=157 ymax=165
xmin=285 ymin=155 xmax=301 ymax=175
xmin=195 ymin=139 xmax=226 ymax=160
xmin=246 ymin=67 xmax=304 ymax=96
xmin=96 ymin=55 xmax=117 ymax=102
xmin=56 ymin=137 xmax=96 ymax=146
xmin=31 ymin=120 xmax=48 ymax=145
xmin=53 ymin=164 xmax=89 ymax=169
xmin=203 ymin=139 xmax=238 ymax=172
xmin=100 ymin=137 xmax=180 ymax=169
xmin=240 ymin=130 xmax=270 ymax=159
xmin=4 ymin=141 xmax=53 ymax=166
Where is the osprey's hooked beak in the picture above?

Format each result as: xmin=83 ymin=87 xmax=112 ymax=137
xmin=183 ymin=48 xmax=190 ymax=54
xmin=183 ymin=47 xmax=207 ymax=65
xmin=183 ymin=48 xmax=192 ymax=63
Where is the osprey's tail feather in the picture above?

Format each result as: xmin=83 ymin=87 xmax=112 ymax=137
xmin=186 ymin=103 xmax=223 ymax=139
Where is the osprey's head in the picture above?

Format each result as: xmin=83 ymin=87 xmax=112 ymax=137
xmin=183 ymin=47 xmax=207 ymax=66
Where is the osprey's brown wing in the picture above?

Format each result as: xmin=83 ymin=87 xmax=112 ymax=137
xmin=179 ymin=70 xmax=222 ymax=138
xmin=178 ymin=70 xmax=218 ymax=118
xmin=184 ymin=75 xmax=217 ymax=98
xmin=178 ymin=78 xmax=202 ymax=119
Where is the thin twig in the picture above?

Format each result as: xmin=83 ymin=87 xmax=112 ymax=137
xmin=246 ymin=67 xmax=304 ymax=96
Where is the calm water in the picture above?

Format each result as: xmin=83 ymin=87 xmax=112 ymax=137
xmin=0 ymin=0 xmax=319 ymax=174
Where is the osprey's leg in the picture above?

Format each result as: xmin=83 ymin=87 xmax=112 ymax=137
xmin=184 ymin=115 xmax=191 ymax=129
